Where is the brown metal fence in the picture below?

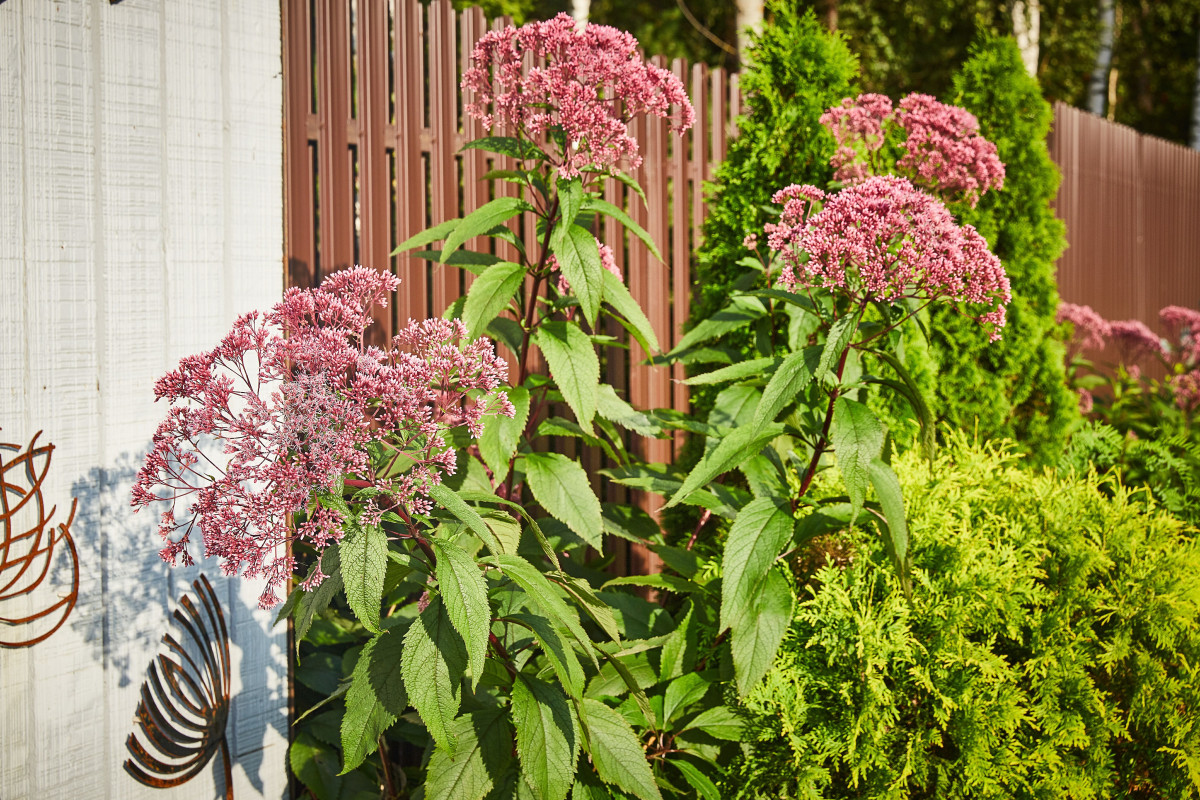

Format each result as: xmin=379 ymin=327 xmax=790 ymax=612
xmin=282 ymin=0 xmax=740 ymax=574
xmin=1049 ymin=102 xmax=1200 ymax=331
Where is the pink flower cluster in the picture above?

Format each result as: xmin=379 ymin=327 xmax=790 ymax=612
xmin=554 ymin=238 xmax=621 ymax=296
xmin=132 ymin=267 xmax=513 ymax=607
xmin=1057 ymin=302 xmax=1111 ymax=356
xmin=767 ymin=177 xmax=1011 ymax=340
xmin=1170 ymin=371 xmax=1200 ymax=412
xmin=1108 ymin=319 xmax=1167 ymax=374
xmin=461 ymin=13 xmax=695 ymax=177
xmin=894 ymin=94 xmax=1005 ymax=207
xmin=1160 ymin=305 xmax=1200 ymax=365
xmin=819 ymin=93 xmax=1005 ymax=207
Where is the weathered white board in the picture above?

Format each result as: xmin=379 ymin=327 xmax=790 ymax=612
xmin=0 ymin=1 xmax=287 ymax=797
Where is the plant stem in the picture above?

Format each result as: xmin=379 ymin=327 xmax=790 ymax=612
xmin=796 ymin=347 xmax=849 ymax=502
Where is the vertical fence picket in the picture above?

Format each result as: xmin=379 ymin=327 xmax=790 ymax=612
xmin=315 ymin=1 xmax=354 ymax=280
xmin=283 ymin=0 xmax=315 ymax=290
xmin=459 ymin=6 xmax=488 ymax=291
xmin=358 ymin=0 xmax=392 ymax=343
xmin=428 ymin=0 xmax=459 ymax=317
xmin=670 ymin=59 xmax=690 ymax=454
xmin=394 ymin=0 xmax=426 ymax=325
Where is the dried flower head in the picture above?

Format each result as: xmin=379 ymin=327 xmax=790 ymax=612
xmin=461 ymin=13 xmax=694 ymax=177
xmin=132 ymin=267 xmax=512 ymax=607
xmin=768 ymin=176 xmax=1010 ymax=340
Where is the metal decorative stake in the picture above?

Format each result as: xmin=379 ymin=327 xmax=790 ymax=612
xmin=0 ymin=431 xmax=80 ymax=648
xmin=125 ymin=574 xmax=234 ymax=800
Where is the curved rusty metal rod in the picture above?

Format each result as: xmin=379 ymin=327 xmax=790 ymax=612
xmin=125 ymin=574 xmax=234 ymax=799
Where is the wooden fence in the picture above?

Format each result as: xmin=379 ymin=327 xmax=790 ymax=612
xmin=1049 ymin=102 xmax=1200 ymax=331
xmin=282 ymin=0 xmax=740 ymax=574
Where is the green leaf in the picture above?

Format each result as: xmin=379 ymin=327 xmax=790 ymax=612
xmin=462 ymin=135 xmax=546 ymax=161
xmin=481 ymin=509 xmax=522 ymax=554
xmin=525 ymin=452 xmax=603 ymax=548
xmin=868 ymin=457 xmax=910 ymax=586
xmin=558 ymin=178 xmax=584 ymax=230
xmin=669 ymin=759 xmax=721 ymax=800
xmin=478 ymin=386 xmax=530 ymax=484
xmin=682 ymin=705 xmax=744 ymax=741
xmin=441 ymin=197 xmax=529 ymax=263
xmin=603 ymin=574 xmax=696 ymax=596
xmin=430 ymin=536 xmax=491 ymax=689
xmin=492 ymin=554 xmax=592 ymax=658
xmin=708 ymin=384 xmax=761 ymax=430
xmin=659 ymin=602 xmax=698 ymax=681
xmin=402 ymin=597 xmax=467 ymax=752
xmin=463 ymin=261 xmax=525 ymax=338
xmin=869 ymin=348 xmax=937 ymax=461
xmin=662 ymin=673 xmax=711 ymax=725
xmin=596 ymin=383 xmax=660 ymax=438
xmin=393 ymin=217 xmax=460 ymax=254
xmin=581 ymin=197 xmax=661 ymax=260
xmin=429 ymin=483 xmax=501 ymax=555
xmin=412 ymin=248 xmax=501 ymax=272
xmin=551 ymin=224 xmax=604 ymax=326
xmin=719 ymin=497 xmax=793 ymax=633
xmin=817 ymin=313 xmax=857 ymax=383
xmin=730 ymin=568 xmax=793 ymax=695
xmin=751 ymin=346 xmax=821 ymax=430
xmin=665 ymin=423 xmax=785 ymax=508
xmin=555 ymin=574 xmax=623 ymax=642
xmin=425 ymin=708 xmax=514 ymax=800
xmin=340 ymin=632 xmax=407 ymax=772
xmin=513 ymin=675 xmax=580 ymax=800
xmin=508 ymin=612 xmax=586 ymax=698
xmin=339 ymin=521 xmax=387 ymax=633
xmin=534 ymin=321 xmax=600 ymax=434
xmin=488 ymin=316 xmax=525 ymax=354
xmin=670 ymin=296 xmax=767 ymax=354
xmin=683 ymin=357 xmax=777 ymax=386
xmin=600 ymin=270 xmax=660 ymax=355
xmin=295 ymin=546 xmax=343 ymax=647
xmin=580 ymin=698 xmax=662 ymax=800
xmin=830 ymin=397 xmax=884 ymax=523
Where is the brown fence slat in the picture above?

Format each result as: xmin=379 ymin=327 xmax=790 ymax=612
xmin=283 ymin=0 xmax=315 ymax=290
xmin=358 ymin=0 xmax=392 ymax=343
xmin=315 ymin=1 xmax=354 ymax=279
xmin=393 ymin=0 xmax=427 ymax=325
xmin=428 ymin=0 xmax=460 ymax=317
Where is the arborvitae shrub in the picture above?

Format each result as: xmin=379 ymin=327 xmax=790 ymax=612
xmin=729 ymin=437 xmax=1200 ymax=799
xmin=929 ymin=36 xmax=1079 ymax=463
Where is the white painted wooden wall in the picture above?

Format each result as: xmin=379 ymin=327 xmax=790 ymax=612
xmin=0 ymin=1 xmax=288 ymax=797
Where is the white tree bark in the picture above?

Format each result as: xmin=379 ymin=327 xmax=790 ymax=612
xmin=1088 ymin=0 xmax=1115 ymax=116
xmin=736 ymin=0 xmax=764 ymax=60
xmin=571 ymin=0 xmax=590 ymax=24
xmin=1191 ymin=26 xmax=1200 ymax=149
xmin=1012 ymin=0 xmax=1041 ymax=76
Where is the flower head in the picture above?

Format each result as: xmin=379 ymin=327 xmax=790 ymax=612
xmin=1108 ymin=319 xmax=1168 ymax=371
xmin=462 ymin=13 xmax=694 ymax=177
xmin=768 ymin=176 xmax=1010 ymax=340
xmin=1160 ymin=305 xmax=1200 ymax=365
xmin=895 ymin=93 xmax=1005 ymax=207
xmin=1057 ymin=302 xmax=1111 ymax=355
xmin=132 ymin=267 xmax=512 ymax=607
xmin=1170 ymin=371 xmax=1200 ymax=413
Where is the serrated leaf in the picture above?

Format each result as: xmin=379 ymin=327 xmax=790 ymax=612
xmin=664 ymin=423 xmax=785 ymax=509
xmin=552 ymin=224 xmax=604 ymax=325
xmin=868 ymin=457 xmax=910 ymax=589
xmin=670 ymin=296 xmax=767 ymax=355
xmin=708 ymin=384 xmax=761 ymax=429
xmin=554 ymin=574 xmax=622 ymax=643
xmin=513 ymin=675 xmax=580 ymax=800
xmin=581 ymin=197 xmax=661 ymax=260
xmin=295 ymin=546 xmax=343 ymax=647
xmin=730 ymin=568 xmax=792 ymax=695
xmin=441 ymin=197 xmax=529 ymax=263
xmin=429 ymin=482 xmax=501 ymax=555
xmin=393 ymin=217 xmax=460 ymax=254
xmin=751 ymin=345 xmax=821 ymax=430
xmin=683 ymin=357 xmax=777 ymax=386
xmin=580 ymin=699 xmax=662 ymax=800
xmin=478 ymin=386 xmax=530 ymax=484
xmin=425 ymin=708 xmax=514 ymax=800
xmin=662 ymin=673 xmax=711 ymax=725
xmin=831 ymin=397 xmax=884 ymax=524
xmin=402 ymin=597 xmax=467 ymax=752
xmin=601 ymin=503 xmax=660 ymax=543
xmin=525 ymin=452 xmax=603 ymax=548
xmin=339 ymin=521 xmax=387 ymax=633
xmin=596 ymin=383 xmax=660 ymax=438
xmin=719 ymin=497 xmax=794 ymax=636
xmin=682 ymin=705 xmax=744 ymax=741
xmin=488 ymin=316 xmax=525 ymax=355
xmin=509 ymin=612 xmax=586 ymax=698
xmin=492 ymin=554 xmax=593 ymax=659
xmin=558 ymin=178 xmax=584 ymax=230
xmin=669 ymin=759 xmax=721 ymax=800
xmin=462 ymin=135 xmax=547 ymax=161
xmin=659 ymin=602 xmax=698 ymax=682
xmin=600 ymin=270 xmax=660 ymax=355
xmin=817 ymin=313 xmax=857 ymax=382
xmin=430 ymin=536 xmax=491 ymax=689
xmin=869 ymin=347 xmax=937 ymax=461
xmin=602 ymin=574 xmax=696 ymax=596
xmin=481 ymin=509 xmax=522 ymax=554
xmin=534 ymin=321 xmax=600 ymax=434
xmin=463 ymin=261 xmax=525 ymax=338
xmin=340 ymin=632 xmax=407 ymax=772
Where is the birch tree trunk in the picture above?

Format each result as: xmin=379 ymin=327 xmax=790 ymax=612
xmin=736 ymin=0 xmax=764 ymax=60
xmin=571 ymin=0 xmax=590 ymax=24
xmin=1012 ymin=0 xmax=1041 ymax=76
xmin=1192 ymin=26 xmax=1200 ymax=149
xmin=1088 ymin=0 xmax=1115 ymax=116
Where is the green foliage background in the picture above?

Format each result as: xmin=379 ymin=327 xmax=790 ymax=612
xmin=729 ymin=437 xmax=1200 ymax=799
xmin=928 ymin=35 xmax=1079 ymax=463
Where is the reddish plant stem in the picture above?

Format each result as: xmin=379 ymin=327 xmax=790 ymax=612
xmin=488 ymin=632 xmax=518 ymax=676
xmin=795 ymin=346 xmax=850 ymax=503
xmin=686 ymin=509 xmax=712 ymax=551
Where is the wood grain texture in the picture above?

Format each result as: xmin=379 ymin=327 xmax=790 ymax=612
xmin=0 ymin=1 xmax=286 ymax=797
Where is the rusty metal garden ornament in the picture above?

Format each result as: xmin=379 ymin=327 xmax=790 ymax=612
xmin=125 ymin=574 xmax=234 ymax=800
xmin=0 ymin=431 xmax=80 ymax=648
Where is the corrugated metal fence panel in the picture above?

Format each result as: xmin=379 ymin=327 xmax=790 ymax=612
xmin=285 ymin=0 xmax=737 ymax=567
xmin=0 ymin=2 xmax=288 ymax=798
xmin=1052 ymin=102 xmax=1200 ymax=331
